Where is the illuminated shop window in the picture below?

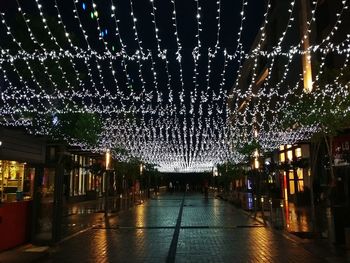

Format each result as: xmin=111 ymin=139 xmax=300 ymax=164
xmin=279 ymin=145 xmax=285 ymax=151
xmin=289 ymin=170 xmax=294 ymax=180
xmin=297 ymin=168 xmax=304 ymax=192
xmin=289 ymin=170 xmax=295 ymax=195
xmin=0 ymin=160 xmax=34 ymax=202
xmin=295 ymin=148 xmax=302 ymax=158
xmin=297 ymin=180 xmax=304 ymax=192
xmin=289 ymin=181 xmax=295 ymax=195
xmin=280 ymin=153 xmax=285 ymax=163
xmin=287 ymin=150 xmax=293 ymax=161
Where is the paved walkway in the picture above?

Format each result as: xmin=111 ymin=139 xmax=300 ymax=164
xmin=39 ymin=192 xmax=349 ymax=263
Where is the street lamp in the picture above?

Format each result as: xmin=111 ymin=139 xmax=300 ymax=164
xmin=104 ymin=149 xmax=112 ymax=217
xmin=140 ymin=163 xmax=144 ymax=175
xmin=139 ymin=163 xmax=145 ymax=200
xmin=253 ymin=149 xmax=260 ymax=169
xmin=105 ymin=149 xmax=111 ymax=170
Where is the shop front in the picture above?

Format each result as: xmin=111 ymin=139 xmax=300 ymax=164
xmin=331 ymin=134 xmax=350 ymax=244
xmin=278 ymin=144 xmax=311 ymax=204
xmin=67 ymin=154 xmax=103 ymax=202
xmin=0 ymin=128 xmax=45 ymax=251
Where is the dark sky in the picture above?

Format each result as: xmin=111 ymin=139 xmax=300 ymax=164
xmin=0 ymin=0 xmax=266 ymax=113
xmin=0 ymin=0 xmax=266 ymax=170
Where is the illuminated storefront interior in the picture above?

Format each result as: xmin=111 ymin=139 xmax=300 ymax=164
xmin=69 ymin=154 xmax=102 ymax=198
xmin=0 ymin=160 xmax=34 ymax=202
xmin=279 ymin=144 xmax=310 ymax=202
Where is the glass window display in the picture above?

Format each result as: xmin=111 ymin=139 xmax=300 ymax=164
xmin=0 ymin=160 xmax=34 ymax=202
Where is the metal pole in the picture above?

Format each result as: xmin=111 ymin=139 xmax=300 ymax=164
xmin=269 ymin=198 xmax=274 ymax=228
xmin=261 ymin=196 xmax=266 ymax=225
xmin=281 ymin=200 xmax=286 ymax=230
xmin=104 ymin=171 xmax=109 ymax=218
xmin=30 ymin=165 xmax=43 ymax=243
xmin=52 ymin=161 xmax=64 ymax=243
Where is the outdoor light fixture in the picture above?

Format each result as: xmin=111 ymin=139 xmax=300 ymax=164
xmin=105 ymin=149 xmax=111 ymax=170
xmin=254 ymin=159 xmax=260 ymax=169
xmin=140 ymin=163 xmax=144 ymax=175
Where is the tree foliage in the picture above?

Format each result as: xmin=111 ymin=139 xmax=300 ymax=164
xmin=31 ymin=112 xmax=102 ymax=145
xmin=237 ymin=140 xmax=261 ymax=157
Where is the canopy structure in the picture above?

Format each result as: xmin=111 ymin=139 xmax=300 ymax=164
xmin=0 ymin=0 xmax=349 ymax=172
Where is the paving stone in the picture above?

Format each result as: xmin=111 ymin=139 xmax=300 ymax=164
xmin=40 ymin=193 xmax=347 ymax=263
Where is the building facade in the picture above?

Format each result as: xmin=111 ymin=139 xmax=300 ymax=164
xmin=0 ymin=128 xmax=46 ymax=251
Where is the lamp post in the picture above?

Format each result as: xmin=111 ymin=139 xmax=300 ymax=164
xmin=104 ymin=149 xmax=111 ymax=218
xmin=139 ymin=163 xmax=144 ymax=200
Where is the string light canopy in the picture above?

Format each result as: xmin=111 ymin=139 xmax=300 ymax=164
xmin=0 ymin=0 xmax=349 ymax=172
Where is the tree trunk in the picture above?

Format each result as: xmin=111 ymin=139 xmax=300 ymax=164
xmin=52 ymin=145 xmax=65 ymax=243
xmin=323 ymin=134 xmax=336 ymax=191
xmin=310 ymin=141 xmax=320 ymax=234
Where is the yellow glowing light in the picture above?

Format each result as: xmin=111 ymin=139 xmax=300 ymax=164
xmin=280 ymin=153 xmax=285 ymax=163
xmin=105 ymin=149 xmax=111 ymax=170
xmin=254 ymin=159 xmax=259 ymax=169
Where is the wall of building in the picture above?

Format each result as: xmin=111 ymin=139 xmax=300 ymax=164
xmin=0 ymin=128 xmax=45 ymax=251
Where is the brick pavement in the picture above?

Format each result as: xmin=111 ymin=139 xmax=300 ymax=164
xmin=40 ymin=193 xmax=347 ymax=263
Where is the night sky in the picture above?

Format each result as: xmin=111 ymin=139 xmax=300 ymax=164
xmin=0 ymin=0 xmax=265 ymax=98
xmin=0 ymin=0 xmax=266 ymax=171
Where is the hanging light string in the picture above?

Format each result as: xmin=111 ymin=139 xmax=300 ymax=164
xmin=149 ymin=0 xmax=175 ymax=113
xmin=15 ymin=0 xmax=73 ymax=101
xmin=229 ymin=0 xmax=273 ymax=139
xmin=90 ymin=0 xmax=124 ymax=100
xmin=233 ymin=0 xmax=248 ymax=59
xmin=71 ymin=0 xmax=113 ymax=103
xmin=170 ymin=0 xmax=185 ymax=112
xmin=53 ymin=0 xmax=102 ymax=107
xmin=215 ymin=0 xmax=222 ymax=51
xmin=256 ymin=0 xmax=320 ymax=133
xmin=0 ymin=12 xmax=57 ymax=109
xmin=35 ymin=0 xmax=99 ymax=111
xmin=110 ymin=0 xmax=133 ymax=91
xmin=238 ymin=0 xmax=297 ymax=136
xmin=313 ymin=0 xmax=349 ymax=90
xmin=0 ymin=0 xmax=349 ymax=171
xmin=228 ymin=0 xmax=272 ymax=120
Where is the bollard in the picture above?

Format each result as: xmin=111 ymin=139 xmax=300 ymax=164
xmin=261 ymin=197 xmax=266 ymax=225
xmin=254 ymin=196 xmax=257 ymax=218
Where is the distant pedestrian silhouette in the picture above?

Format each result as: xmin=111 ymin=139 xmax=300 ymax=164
xmin=169 ymin=181 xmax=173 ymax=193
